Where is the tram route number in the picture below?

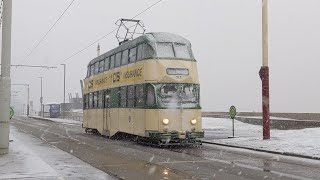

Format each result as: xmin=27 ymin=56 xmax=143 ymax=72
xmin=113 ymin=72 xmax=121 ymax=83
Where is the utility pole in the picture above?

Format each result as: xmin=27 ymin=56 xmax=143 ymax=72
xmin=0 ymin=0 xmax=12 ymax=155
xmin=259 ymin=0 xmax=270 ymax=140
xmin=27 ymin=85 xmax=30 ymax=116
xmin=61 ymin=64 xmax=66 ymax=119
xmin=12 ymin=84 xmax=30 ymax=116
xmin=39 ymin=77 xmax=43 ymax=117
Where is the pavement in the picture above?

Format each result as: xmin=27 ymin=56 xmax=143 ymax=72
xmin=0 ymin=125 xmax=115 ymax=180
xmin=7 ymin=116 xmax=320 ymax=180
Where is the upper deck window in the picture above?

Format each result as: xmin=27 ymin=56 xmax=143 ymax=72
xmin=174 ymin=43 xmax=191 ymax=59
xmin=115 ymin=52 xmax=121 ymax=67
xmin=104 ymin=57 xmax=110 ymax=71
xmin=122 ymin=49 xmax=129 ymax=65
xmin=137 ymin=44 xmax=143 ymax=61
xmin=99 ymin=60 xmax=104 ymax=73
xmin=94 ymin=62 xmax=99 ymax=74
xmin=90 ymin=65 xmax=94 ymax=76
xmin=110 ymin=55 xmax=115 ymax=69
xmin=156 ymin=42 xmax=175 ymax=58
xmin=129 ymin=47 xmax=137 ymax=62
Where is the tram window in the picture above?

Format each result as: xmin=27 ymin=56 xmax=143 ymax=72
xmin=99 ymin=91 xmax=104 ymax=108
xmin=104 ymin=90 xmax=111 ymax=108
xmin=104 ymin=57 xmax=110 ymax=70
xmin=120 ymin=86 xmax=127 ymax=108
xmin=89 ymin=93 xmax=93 ymax=109
xmin=146 ymin=85 xmax=156 ymax=106
xmin=90 ymin=65 xmax=94 ymax=76
xmin=110 ymin=55 xmax=115 ymax=69
xmin=137 ymin=44 xmax=143 ymax=61
xmin=115 ymin=52 xmax=121 ymax=67
xmin=111 ymin=88 xmax=120 ymax=108
xmin=94 ymin=62 xmax=99 ymax=74
xmin=142 ymin=44 xmax=154 ymax=59
xmin=156 ymin=42 xmax=174 ymax=58
xmin=127 ymin=86 xmax=135 ymax=108
xmin=122 ymin=49 xmax=129 ymax=65
xmin=86 ymin=94 xmax=89 ymax=109
xmin=99 ymin=60 xmax=104 ymax=73
xmin=94 ymin=92 xmax=98 ymax=108
xmin=174 ymin=43 xmax=190 ymax=59
xmin=129 ymin=47 xmax=137 ymax=62
xmin=135 ymin=85 xmax=145 ymax=108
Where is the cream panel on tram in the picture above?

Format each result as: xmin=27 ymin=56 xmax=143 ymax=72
xmin=133 ymin=109 xmax=146 ymax=136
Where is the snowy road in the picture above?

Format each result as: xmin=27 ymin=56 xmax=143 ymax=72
xmin=9 ymin=116 xmax=320 ymax=180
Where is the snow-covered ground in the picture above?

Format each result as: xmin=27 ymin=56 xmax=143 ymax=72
xmin=203 ymin=118 xmax=320 ymax=158
xmin=30 ymin=116 xmax=82 ymax=125
xmin=0 ymin=126 xmax=114 ymax=180
xmin=237 ymin=116 xmax=296 ymax=121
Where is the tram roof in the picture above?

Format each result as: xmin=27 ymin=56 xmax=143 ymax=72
xmin=88 ymin=32 xmax=193 ymax=66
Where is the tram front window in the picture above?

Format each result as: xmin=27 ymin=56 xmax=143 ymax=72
xmin=156 ymin=84 xmax=200 ymax=108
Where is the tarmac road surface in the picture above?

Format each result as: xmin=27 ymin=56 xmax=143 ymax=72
xmin=10 ymin=116 xmax=320 ymax=180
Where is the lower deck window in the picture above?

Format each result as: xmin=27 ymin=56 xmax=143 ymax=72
xmin=84 ymin=83 xmax=200 ymax=110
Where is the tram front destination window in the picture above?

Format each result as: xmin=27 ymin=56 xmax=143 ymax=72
xmin=156 ymin=84 xmax=200 ymax=109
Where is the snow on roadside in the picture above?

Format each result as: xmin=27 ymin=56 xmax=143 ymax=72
xmin=203 ymin=118 xmax=320 ymax=158
xmin=31 ymin=116 xmax=82 ymax=125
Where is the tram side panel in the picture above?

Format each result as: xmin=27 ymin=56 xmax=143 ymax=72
xmin=145 ymin=109 xmax=160 ymax=134
xmin=133 ymin=109 xmax=146 ymax=136
xmin=84 ymin=109 xmax=105 ymax=135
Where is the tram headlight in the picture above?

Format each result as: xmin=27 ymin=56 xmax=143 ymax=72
xmin=162 ymin=119 xmax=169 ymax=125
xmin=190 ymin=119 xmax=197 ymax=125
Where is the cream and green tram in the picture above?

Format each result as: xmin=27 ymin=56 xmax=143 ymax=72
xmin=82 ymin=32 xmax=204 ymax=145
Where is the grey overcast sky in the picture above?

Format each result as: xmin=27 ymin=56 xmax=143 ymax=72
xmin=8 ymin=0 xmax=320 ymax=113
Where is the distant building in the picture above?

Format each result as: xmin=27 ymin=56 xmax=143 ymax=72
xmin=60 ymin=93 xmax=83 ymax=121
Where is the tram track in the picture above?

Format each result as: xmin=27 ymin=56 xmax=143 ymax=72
xmin=10 ymin=116 xmax=320 ymax=180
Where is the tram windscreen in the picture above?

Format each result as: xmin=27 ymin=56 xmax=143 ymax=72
xmin=156 ymin=43 xmax=192 ymax=60
xmin=156 ymin=84 xmax=200 ymax=108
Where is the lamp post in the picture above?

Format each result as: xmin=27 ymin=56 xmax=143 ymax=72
xmin=0 ymin=0 xmax=12 ymax=155
xmin=259 ymin=0 xmax=270 ymax=140
xmin=12 ymin=84 xmax=30 ymax=116
xmin=39 ymin=77 xmax=43 ymax=117
xmin=61 ymin=64 xmax=66 ymax=119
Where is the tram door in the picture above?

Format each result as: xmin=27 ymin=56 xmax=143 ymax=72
xmin=127 ymin=86 xmax=135 ymax=134
xmin=104 ymin=90 xmax=111 ymax=135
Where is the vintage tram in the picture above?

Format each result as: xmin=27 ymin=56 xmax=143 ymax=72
xmin=82 ymin=32 xmax=203 ymax=145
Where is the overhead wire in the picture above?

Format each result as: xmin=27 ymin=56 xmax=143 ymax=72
xmin=12 ymin=0 xmax=76 ymax=79
xmin=59 ymin=0 xmax=163 ymax=65
xmin=16 ymin=0 xmax=76 ymax=65
xmin=40 ymin=0 xmax=164 ymax=78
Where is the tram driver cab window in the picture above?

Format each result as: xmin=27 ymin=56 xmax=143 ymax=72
xmin=173 ymin=43 xmax=191 ymax=59
xmin=156 ymin=42 xmax=174 ymax=58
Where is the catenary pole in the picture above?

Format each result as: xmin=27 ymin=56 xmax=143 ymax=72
xmin=61 ymin=64 xmax=66 ymax=119
xmin=0 ymin=0 xmax=12 ymax=154
xmin=259 ymin=0 xmax=270 ymax=140
xmin=39 ymin=77 xmax=43 ymax=117
xmin=27 ymin=85 xmax=30 ymax=116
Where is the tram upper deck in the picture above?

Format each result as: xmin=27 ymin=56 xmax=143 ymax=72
xmin=84 ymin=32 xmax=199 ymax=93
